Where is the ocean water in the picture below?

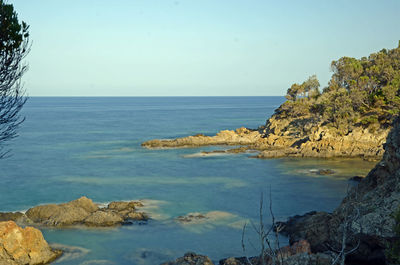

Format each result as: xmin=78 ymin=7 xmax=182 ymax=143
xmin=0 ymin=97 xmax=377 ymax=265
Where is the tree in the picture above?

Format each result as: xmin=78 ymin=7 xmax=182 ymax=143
xmin=0 ymin=0 xmax=30 ymax=158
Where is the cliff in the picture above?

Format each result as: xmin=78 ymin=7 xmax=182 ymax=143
xmin=279 ymin=117 xmax=400 ymax=264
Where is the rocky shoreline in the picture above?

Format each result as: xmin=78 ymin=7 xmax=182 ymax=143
xmin=151 ymin=118 xmax=400 ymax=264
xmin=142 ymin=116 xmax=389 ymax=160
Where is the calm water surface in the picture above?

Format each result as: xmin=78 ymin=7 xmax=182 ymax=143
xmin=0 ymin=97 xmax=376 ymax=264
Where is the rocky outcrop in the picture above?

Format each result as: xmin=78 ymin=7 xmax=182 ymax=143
xmin=1 ymin=197 xmax=148 ymax=227
xmin=161 ymin=252 xmax=214 ymax=265
xmin=142 ymin=127 xmax=262 ymax=149
xmin=278 ymin=117 xmax=400 ymax=264
xmin=142 ymin=114 xmax=389 ymax=160
xmin=256 ymin=116 xmax=389 ymax=159
xmin=0 ymin=221 xmax=61 ymax=265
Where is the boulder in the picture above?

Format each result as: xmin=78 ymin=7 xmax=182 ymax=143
xmin=23 ymin=197 xmax=148 ymax=227
xmin=0 ymin=221 xmax=61 ymax=265
xmin=25 ymin=196 xmax=98 ymax=226
xmin=161 ymin=252 xmax=214 ymax=265
xmin=84 ymin=211 xmax=124 ymax=227
xmin=0 ymin=212 xmax=31 ymax=225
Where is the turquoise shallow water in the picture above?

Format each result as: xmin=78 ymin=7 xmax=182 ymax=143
xmin=0 ymin=97 xmax=376 ymax=264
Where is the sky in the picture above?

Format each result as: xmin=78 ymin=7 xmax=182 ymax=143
xmin=12 ymin=0 xmax=400 ymax=96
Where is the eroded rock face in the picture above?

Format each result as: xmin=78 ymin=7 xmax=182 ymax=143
xmin=256 ymin=116 xmax=389 ymax=160
xmin=279 ymin=118 xmax=400 ymax=264
xmin=2 ymin=197 xmax=149 ymax=227
xmin=0 ymin=221 xmax=61 ymax=265
xmin=161 ymin=252 xmax=214 ymax=265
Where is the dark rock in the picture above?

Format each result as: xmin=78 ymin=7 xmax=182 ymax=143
xmin=349 ymin=176 xmax=364 ymax=182
xmin=0 ymin=212 xmax=32 ymax=225
xmin=219 ymin=241 xmax=331 ymax=265
xmin=176 ymin=213 xmax=207 ymax=223
xmin=308 ymin=169 xmax=335 ymax=175
xmin=161 ymin=252 xmax=214 ymax=265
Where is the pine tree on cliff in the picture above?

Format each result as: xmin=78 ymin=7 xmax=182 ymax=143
xmin=277 ymin=42 xmax=400 ymax=134
xmin=0 ymin=0 xmax=30 ymax=158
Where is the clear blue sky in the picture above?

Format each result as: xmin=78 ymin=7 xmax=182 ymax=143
xmin=13 ymin=0 xmax=400 ymax=96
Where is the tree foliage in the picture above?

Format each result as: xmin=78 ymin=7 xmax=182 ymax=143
xmin=0 ymin=0 xmax=29 ymax=158
xmin=277 ymin=42 xmax=400 ymax=133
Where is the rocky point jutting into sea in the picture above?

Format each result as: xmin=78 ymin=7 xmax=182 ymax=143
xmin=143 ymin=44 xmax=400 ymax=161
xmin=142 ymin=118 xmax=389 ymax=160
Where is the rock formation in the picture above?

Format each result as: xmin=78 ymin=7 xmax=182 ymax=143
xmin=142 ymin=127 xmax=262 ymax=149
xmin=142 ymin=117 xmax=389 ymax=160
xmin=278 ymin=117 xmax=400 ymax=264
xmin=0 ymin=221 xmax=61 ymax=265
xmin=1 ymin=197 xmax=148 ymax=228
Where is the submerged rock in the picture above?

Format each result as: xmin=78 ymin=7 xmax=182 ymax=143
xmin=176 ymin=213 xmax=207 ymax=223
xmin=0 ymin=221 xmax=61 ymax=265
xmin=127 ymin=248 xmax=175 ymax=265
xmin=175 ymin=211 xmax=235 ymax=225
xmin=49 ymin=243 xmax=90 ymax=263
xmin=161 ymin=252 xmax=214 ymax=265
xmin=308 ymin=169 xmax=335 ymax=175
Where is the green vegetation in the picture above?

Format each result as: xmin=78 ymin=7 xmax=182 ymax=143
xmin=277 ymin=42 xmax=400 ymax=134
xmin=386 ymin=207 xmax=400 ymax=264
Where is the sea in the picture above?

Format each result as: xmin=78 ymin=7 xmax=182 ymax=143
xmin=0 ymin=97 xmax=377 ymax=265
